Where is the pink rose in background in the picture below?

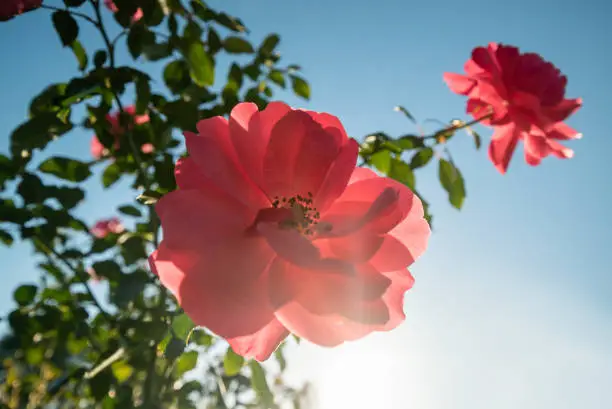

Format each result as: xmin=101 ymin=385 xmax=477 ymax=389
xmin=150 ymin=102 xmax=431 ymax=361
xmin=91 ymin=105 xmax=151 ymax=159
xmin=0 ymin=0 xmax=41 ymax=21
xmin=87 ymin=267 xmax=102 ymax=282
xmin=91 ymin=218 xmax=125 ymax=239
xmin=444 ymin=42 xmax=582 ymax=174
xmin=104 ymin=0 xmax=143 ymax=23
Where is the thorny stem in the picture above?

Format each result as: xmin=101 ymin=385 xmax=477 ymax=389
xmin=423 ymin=111 xmax=494 ymax=140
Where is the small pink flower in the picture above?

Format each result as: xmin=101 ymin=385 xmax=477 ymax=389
xmin=87 ymin=267 xmax=102 ymax=282
xmin=149 ymin=102 xmax=431 ymax=361
xmin=0 ymin=0 xmax=41 ymax=21
xmin=91 ymin=106 xmax=151 ymax=159
xmin=141 ymin=143 xmax=155 ymax=154
xmin=444 ymin=43 xmax=582 ymax=174
xmin=103 ymin=0 xmax=143 ymax=23
xmin=91 ymin=217 xmax=125 ymax=239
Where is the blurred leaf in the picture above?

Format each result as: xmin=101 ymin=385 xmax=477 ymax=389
xmin=438 ymin=159 xmax=466 ymax=209
xmin=118 ymin=205 xmax=141 ymax=217
xmin=111 ymin=361 xmax=134 ymax=383
xmin=162 ymin=100 xmax=198 ymax=130
xmin=52 ymin=10 xmax=79 ymax=47
xmin=176 ymin=351 xmax=198 ymax=375
xmin=164 ymin=336 xmax=186 ymax=360
xmin=143 ymin=42 xmax=173 ymax=61
xmin=0 ymin=229 xmax=14 ymax=246
xmin=274 ymin=347 xmax=287 ymax=372
xmin=409 ymin=148 xmax=434 ymax=169
xmin=136 ymin=189 xmax=163 ymax=205
xmin=70 ymin=40 xmax=88 ymax=71
xmin=223 ymin=347 xmax=244 ymax=376
xmin=135 ymin=77 xmax=151 ymax=115
xmin=369 ymin=150 xmax=391 ymax=174
xmin=102 ymin=163 xmax=122 ymax=188
xmin=39 ymin=156 xmax=91 ymax=182
xmin=249 ymin=361 xmax=274 ymax=406
xmin=186 ymin=42 xmax=214 ymax=87
xmin=394 ymin=105 xmax=416 ymax=123
xmin=290 ymin=75 xmax=310 ymax=100
xmin=163 ymin=60 xmax=191 ymax=94
xmin=127 ymin=25 xmax=155 ymax=59
xmin=268 ymin=69 xmax=286 ymax=88
xmin=94 ymin=50 xmax=108 ymax=68
xmin=13 ymin=284 xmax=37 ymax=306
xmin=91 ymin=260 xmax=122 ymax=281
xmin=389 ymin=158 xmax=415 ymax=189
xmin=223 ymin=36 xmax=254 ymax=54
xmin=10 ymin=113 xmax=73 ymax=157
xmin=259 ymin=34 xmax=280 ymax=55
xmin=465 ymin=126 xmax=481 ymax=149
xmin=112 ymin=273 xmax=146 ymax=307
xmin=52 ymin=186 xmax=85 ymax=209
xmin=397 ymin=134 xmax=425 ymax=150
xmin=121 ymin=235 xmax=147 ymax=264
xmin=63 ymin=0 xmax=86 ymax=6
xmin=171 ymin=313 xmax=195 ymax=340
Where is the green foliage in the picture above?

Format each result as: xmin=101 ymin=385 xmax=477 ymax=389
xmin=0 ymin=2 xmax=480 ymax=409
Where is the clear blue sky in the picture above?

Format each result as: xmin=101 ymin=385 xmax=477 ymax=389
xmin=1 ymin=0 xmax=611 ymax=408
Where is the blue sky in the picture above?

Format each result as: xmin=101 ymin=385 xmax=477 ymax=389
xmin=1 ymin=0 xmax=611 ymax=408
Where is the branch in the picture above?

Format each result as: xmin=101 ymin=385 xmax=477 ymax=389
xmin=40 ymin=4 xmax=98 ymax=26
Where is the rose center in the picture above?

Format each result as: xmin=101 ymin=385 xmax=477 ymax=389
xmin=271 ymin=192 xmax=320 ymax=236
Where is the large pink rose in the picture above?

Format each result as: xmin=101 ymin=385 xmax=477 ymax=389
xmin=0 ymin=0 xmax=41 ymax=21
xmin=149 ymin=102 xmax=431 ymax=360
xmin=444 ymin=43 xmax=582 ymax=174
xmin=91 ymin=105 xmax=151 ymax=159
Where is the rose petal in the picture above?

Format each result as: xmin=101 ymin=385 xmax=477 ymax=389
xmin=488 ymin=124 xmax=520 ymax=174
xmin=227 ymin=318 xmax=289 ymax=361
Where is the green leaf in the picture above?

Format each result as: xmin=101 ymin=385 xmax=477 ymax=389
xmin=162 ymin=100 xmax=199 ymax=131
xmin=10 ymin=113 xmax=73 ymax=157
xmin=223 ymin=347 xmax=244 ymax=376
xmin=135 ymin=77 xmax=151 ymax=115
xmin=369 ymin=150 xmax=392 ymax=174
xmin=118 ymin=205 xmax=141 ymax=217
xmin=175 ymin=351 xmax=199 ymax=376
xmin=127 ymin=25 xmax=155 ymax=59
xmin=52 ymin=10 xmax=79 ymax=47
xmin=93 ymin=50 xmax=107 ymax=68
xmin=465 ymin=126 xmax=481 ymax=149
xmin=290 ymin=75 xmax=310 ymax=100
xmin=438 ymin=159 xmax=466 ymax=210
xmin=389 ymin=159 xmax=415 ymax=189
xmin=394 ymin=105 xmax=416 ymax=123
xmin=164 ymin=336 xmax=186 ymax=360
xmin=136 ymin=189 xmax=163 ymax=205
xmin=112 ymin=272 xmax=146 ymax=308
xmin=51 ymin=186 xmax=85 ymax=209
xmin=186 ymin=42 xmax=214 ymax=87
xmin=70 ymin=40 xmax=88 ymax=71
xmin=223 ymin=36 xmax=254 ymax=53
xmin=102 ymin=163 xmax=122 ymax=188
xmin=0 ymin=229 xmax=14 ymax=246
xmin=63 ymin=0 xmax=86 ymax=6
xmin=13 ymin=284 xmax=37 ymax=306
xmin=91 ymin=260 xmax=122 ymax=281
xmin=259 ymin=34 xmax=280 ymax=55
xmin=171 ymin=313 xmax=195 ymax=340
xmin=143 ymin=42 xmax=173 ymax=61
xmin=39 ymin=156 xmax=91 ymax=182
xmin=396 ymin=135 xmax=424 ymax=150
xmin=120 ymin=235 xmax=147 ymax=264
xmin=163 ymin=60 xmax=191 ymax=94
xmin=268 ymin=69 xmax=286 ymax=88
xmin=409 ymin=148 xmax=434 ymax=169
xmin=111 ymin=361 xmax=134 ymax=383
xmin=249 ymin=361 xmax=274 ymax=406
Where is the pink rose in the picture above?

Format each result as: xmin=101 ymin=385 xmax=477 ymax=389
xmin=90 ymin=217 xmax=124 ymax=239
xmin=149 ymin=102 xmax=431 ymax=360
xmin=91 ymin=105 xmax=151 ymax=159
xmin=445 ymin=43 xmax=582 ymax=173
xmin=0 ymin=0 xmax=41 ymax=21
